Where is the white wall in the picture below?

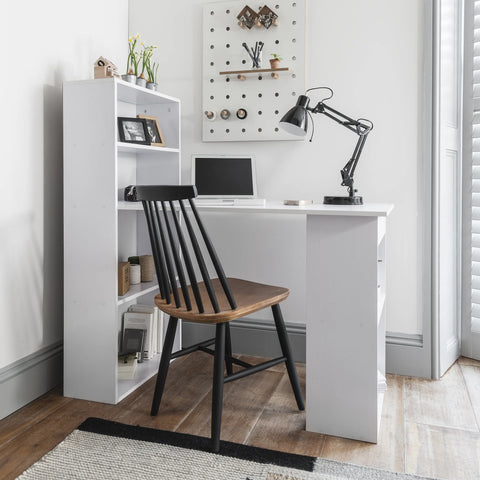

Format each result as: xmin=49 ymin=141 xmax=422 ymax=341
xmin=0 ymin=0 xmax=128 ymax=370
xmin=129 ymin=0 xmax=425 ymax=334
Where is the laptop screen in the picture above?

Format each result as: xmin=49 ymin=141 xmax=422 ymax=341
xmin=192 ymin=155 xmax=256 ymax=198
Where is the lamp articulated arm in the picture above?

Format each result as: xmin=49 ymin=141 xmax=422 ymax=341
xmin=310 ymin=102 xmax=373 ymax=198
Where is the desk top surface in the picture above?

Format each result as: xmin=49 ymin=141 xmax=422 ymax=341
xmin=196 ymin=201 xmax=394 ymax=217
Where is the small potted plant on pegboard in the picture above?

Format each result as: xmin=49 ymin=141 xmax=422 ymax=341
xmin=270 ymin=53 xmax=282 ymax=70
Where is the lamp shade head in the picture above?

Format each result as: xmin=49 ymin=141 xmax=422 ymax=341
xmin=279 ymin=94 xmax=310 ymax=136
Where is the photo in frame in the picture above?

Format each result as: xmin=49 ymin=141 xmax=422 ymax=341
xmin=137 ymin=115 xmax=165 ymax=147
xmin=117 ymin=117 xmax=150 ymax=145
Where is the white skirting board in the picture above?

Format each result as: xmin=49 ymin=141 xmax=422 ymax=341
xmin=182 ymin=320 xmax=429 ymax=378
xmin=0 ymin=343 xmax=63 ymax=420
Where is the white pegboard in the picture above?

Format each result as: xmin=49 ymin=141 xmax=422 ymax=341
xmin=202 ymin=0 xmax=305 ymax=142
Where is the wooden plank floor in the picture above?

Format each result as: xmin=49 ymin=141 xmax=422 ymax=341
xmin=1 ymin=354 xmax=479 ymax=479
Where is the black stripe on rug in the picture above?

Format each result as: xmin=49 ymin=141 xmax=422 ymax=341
xmin=79 ymin=417 xmax=316 ymax=472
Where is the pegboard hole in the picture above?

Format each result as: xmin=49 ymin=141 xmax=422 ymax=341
xmin=292 ymin=38 xmax=296 ymax=43
xmin=226 ymin=60 xmax=230 ymax=65
xmin=258 ymin=75 xmax=263 ymax=80
xmin=210 ymin=10 xmax=214 ymax=15
xmin=258 ymin=128 xmax=263 ymax=132
xmin=210 ymin=95 xmax=214 ymax=100
xmin=275 ymin=4 xmax=279 ymax=8
xmin=226 ymin=26 xmax=230 ymax=31
xmin=292 ymin=91 xmax=296 ymax=96
xmin=292 ymin=2 xmax=296 ymax=6
xmin=226 ymin=9 xmax=230 ymax=13
xmin=210 ymin=28 xmax=214 ymax=32
xmin=275 ymin=127 xmax=279 ymax=132
xmin=210 ymin=129 xmax=214 ymax=133
xmin=210 ymin=79 xmax=214 ymax=83
xmin=292 ymin=20 xmax=296 ymax=25
xmin=258 ymin=111 xmax=262 ymax=115
xmin=275 ymin=92 xmax=279 ymax=97
xmin=275 ymin=40 xmax=280 ymax=45
xmin=292 ymin=56 xmax=296 ymax=61
xmin=226 ymin=95 xmax=230 ymax=99
xmin=210 ymin=62 xmax=214 ymax=66
xmin=226 ymin=129 xmax=230 ymax=133
xmin=226 ymin=77 xmax=230 ymax=82
xmin=292 ymin=73 xmax=296 ymax=78
xmin=210 ymin=45 xmax=214 ymax=49
xmin=242 ymin=94 xmax=246 ymax=98
xmin=275 ymin=110 xmax=279 ymax=114
xmin=242 ymin=128 xmax=246 ymax=132
xmin=242 ymin=59 xmax=246 ymax=64
xmin=258 ymin=93 xmax=262 ymax=98
xmin=226 ymin=43 xmax=230 ymax=48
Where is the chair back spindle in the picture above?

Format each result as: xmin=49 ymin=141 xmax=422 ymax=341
xmin=159 ymin=200 xmax=192 ymax=311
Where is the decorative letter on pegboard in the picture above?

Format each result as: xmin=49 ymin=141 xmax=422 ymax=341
xmin=202 ymin=0 xmax=306 ymax=142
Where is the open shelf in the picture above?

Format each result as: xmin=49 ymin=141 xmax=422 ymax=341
xmin=118 ymin=279 xmax=159 ymax=306
xmin=117 ymin=79 xmax=180 ymax=105
xmin=117 ymin=354 xmax=161 ymax=401
xmin=118 ymin=201 xmax=143 ymax=211
xmin=117 ymin=142 xmax=179 ymax=154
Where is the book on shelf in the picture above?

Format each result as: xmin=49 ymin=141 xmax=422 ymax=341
xmin=118 ymin=354 xmax=138 ymax=380
xmin=123 ymin=310 xmax=155 ymax=360
xmin=126 ymin=304 xmax=164 ymax=356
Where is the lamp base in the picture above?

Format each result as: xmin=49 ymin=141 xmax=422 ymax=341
xmin=323 ymin=195 xmax=363 ymax=205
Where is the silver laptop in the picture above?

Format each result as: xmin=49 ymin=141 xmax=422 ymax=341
xmin=191 ymin=154 xmax=265 ymax=205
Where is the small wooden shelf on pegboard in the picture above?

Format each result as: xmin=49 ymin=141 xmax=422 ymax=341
xmin=219 ymin=67 xmax=292 ymax=80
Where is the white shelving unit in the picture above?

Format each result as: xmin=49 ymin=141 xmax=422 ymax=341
xmin=63 ymin=78 xmax=181 ymax=404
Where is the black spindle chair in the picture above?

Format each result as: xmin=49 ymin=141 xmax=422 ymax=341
xmin=125 ymin=185 xmax=304 ymax=453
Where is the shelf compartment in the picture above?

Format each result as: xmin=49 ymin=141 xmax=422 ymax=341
xmin=118 ymin=279 xmax=159 ymax=306
xmin=117 ymin=79 xmax=180 ymax=105
xmin=117 ymin=354 xmax=161 ymax=401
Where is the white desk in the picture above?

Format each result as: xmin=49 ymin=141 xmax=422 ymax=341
xmin=197 ymin=201 xmax=393 ymax=443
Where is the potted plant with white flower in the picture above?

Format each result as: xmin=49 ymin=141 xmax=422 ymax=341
xmin=122 ymin=35 xmax=139 ymax=83
xmin=145 ymin=45 xmax=159 ymax=90
xmin=136 ymin=42 xmax=149 ymax=87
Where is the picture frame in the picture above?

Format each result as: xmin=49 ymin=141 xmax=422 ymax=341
xmin=137 ymin=115 xmax=165 ymax=147
xmin=117 ymin=117 xmax=150 ymax=145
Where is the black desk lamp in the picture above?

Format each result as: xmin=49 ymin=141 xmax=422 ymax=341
xmin=279 ymin=87 xmax=373 ymax=205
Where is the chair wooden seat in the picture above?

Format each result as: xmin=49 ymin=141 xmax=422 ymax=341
xmin=155 ymin=278 xmax=289 ymax=324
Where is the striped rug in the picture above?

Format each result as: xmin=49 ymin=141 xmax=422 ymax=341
xmin=17 ymin=418 xmax=437 ymax=480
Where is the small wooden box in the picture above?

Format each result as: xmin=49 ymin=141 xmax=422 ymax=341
xmin=118 ymin=262 xmax=130 ymax=296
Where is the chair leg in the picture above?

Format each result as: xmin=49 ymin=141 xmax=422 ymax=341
xmin=211 ymin=322 xmax=226 ymax=452
xmin=225 ymin=323 xmax=233 ymax=375
xmin=151 ymin=316 xmax=178 ymax=416
xmin=272 ymin=304 xmax=305 ymax=411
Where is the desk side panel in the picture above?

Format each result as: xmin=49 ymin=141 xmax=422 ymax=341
xmin=63 ymin=81 xmax=118 ymax=403
xmin=306 ymin=215 xmax=379 ymax=442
